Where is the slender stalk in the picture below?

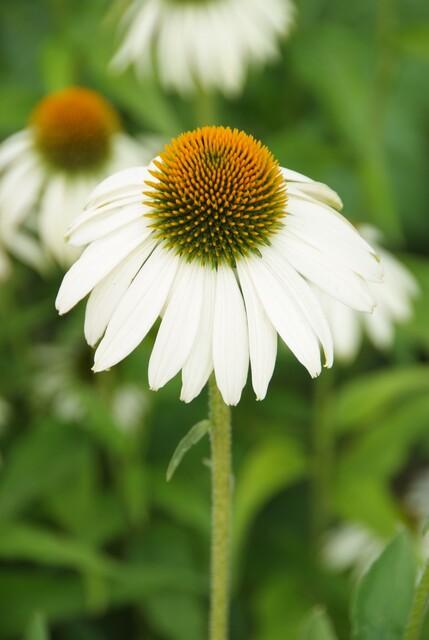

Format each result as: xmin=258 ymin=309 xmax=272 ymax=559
xmin=208 ymin=375 xmax=232 ymax=640
xmin=404 ymin=561 xmax=429 ymax=640
xmin=195 ymin=90 xmax=217 ymax=127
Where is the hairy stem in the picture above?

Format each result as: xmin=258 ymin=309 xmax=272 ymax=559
xmin=208 ymin=375 xmax=232 ymax=640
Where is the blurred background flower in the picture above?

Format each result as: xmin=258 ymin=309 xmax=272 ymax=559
xmin=0 ymin=87 xmax=151 ymax=269
xmin=111 ymin=0 xmax=295 ymax=95
xmin=317 ymin=225 xmax=419 ymax=362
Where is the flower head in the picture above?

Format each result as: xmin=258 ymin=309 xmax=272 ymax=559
xmin=0 ymin=87 xmax=149 ymax=267
xmin=112 ymin=0 xmax=295 ymax=96
xmin=56 ymin=126 xmax=382 ymax=405
xmin=145 ymin=127 xmax=287 ymax=266
xmin=31 ymin=87 xmax=120 ymax=172
xmin=317 ymin=225 xmax=418 ymax=362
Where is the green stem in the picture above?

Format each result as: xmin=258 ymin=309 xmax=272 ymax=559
xmin=208 ymin=375 xmax=232 ymax=640
xmin=403 ymin=561 xmax=429 ymax=640
xmin=195 ymin=90 xmax=217 ymax=127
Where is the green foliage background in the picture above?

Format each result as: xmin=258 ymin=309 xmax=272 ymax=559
xmin=0 ymin=0 xmax=429 ymax=638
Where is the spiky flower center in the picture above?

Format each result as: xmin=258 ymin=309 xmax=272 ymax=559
xmin=31 ymin=87 xmax=120 ymax=172
xmin=144 ymin=126 xmax=287 ymax=266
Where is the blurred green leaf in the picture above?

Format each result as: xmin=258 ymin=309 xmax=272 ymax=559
xmin=0 ymin=421 xmax=90 ymax=520
xmin=25 ymin=612 xmax=49 ymax=640
xmin=233 ymin=436 xmax=306 ymax=563
xmin=166 ymin=419 xmax=210 ymax=481
xmin=293 ymin=25 xmax=401 ymax=239
xmin=334 ymin=395 xmax=429 ymax=534
xmin=0 ymin=522 xmax=116 ymax=575
xmin=396 ymin=25 xmax=429 ymax=58
xmin=332 ymin=366 xmax=429 ymax=434
xmin=351 ymin=532 xmax=416 ymax=640
xmin=151 ymin=470 xmax=210 ymax=535
xmin=143 ymin=592 xmax=204 ymax=640
xmin=300 ymin=608 xmax=338 ymax=640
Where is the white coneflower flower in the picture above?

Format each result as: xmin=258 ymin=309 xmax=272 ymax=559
xmin=0 ymin=87 xmax=150 ymax=268
xmin=111 ymin=0 xmax=295 ymax=96
xmin=56 ymin=126 xmax=382 ymax=406
xmin=317 ymin=225 xmax=418 ymax=362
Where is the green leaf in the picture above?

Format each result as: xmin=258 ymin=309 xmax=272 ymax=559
xmin=351 ymin=532 xmax=416 ymax=640
xmin=25 ymin=612 xmax=48 ymax=640
xmin=334 ymin=395 xmax=429 ymax=534
xmin=292 ymin=25 xmax=401 ymax=239
xmin=0 ymin=422 xmax=90 ymax=520
xmin=166 ymin=420 xmax=210 ymax=482
xmin=300 ymin=608 xmax=338 ymax=640
xmin=0 ymin=522 xmax=116 ymax=576
xmin=332 ymin=366 xmax=429 ymax=434
xmin=233 ymin=436 xmax=306 ymax=565
xmin=396 ymin=25 xmax=429 ymax=58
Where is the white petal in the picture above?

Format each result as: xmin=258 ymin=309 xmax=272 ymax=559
xmin=69 ymin=202 xmax=147 ymax=247
xmin=0 ymin=153 xmax=44 ymax=232
xmin=275 ymin=231 xmax=375 ymax=312
xmin=0 ymin=130 xmax=32 ymax=171
xmin=243 ymin=256 xmax=322 ymax=377
xmin=282 ymin=167 xmax=343 ymax=210
xmin=55 ymin=219 xmax=150 ymax=314
xmin=212 ymin=265 xmax=249 ymax=406
xmin=236 ymin=261 xmax=277 ymax=400
xmin=148 ymin=261 xmax=205 ymax=390
xmin=180 ymin=268 xmax=216 ymax=403
xmin=38 ymin=176 xmax=84 ymax=266
xmin=261 ymin=246 xmax=334 ymax=367
xmin=84 ymin=166 xmax=148 ymax=209
xmin=287 ymin=195 xmax=381 ymax=280
xmin=318 ymin=291 xmax=362 ymax=362
xmin=93 ymin=245 xmax=179 ymax=371
xmin=364 ymin=307 xmax=394 ymax=349
xmin=84 ymin=238 xmax=156 ymax=346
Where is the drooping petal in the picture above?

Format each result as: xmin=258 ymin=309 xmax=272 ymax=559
xmin=243 ymin=256 xmax=322 ymax=377
xmin=55 ymin=219 xmax=150 ymax=314
xmin=212 ymin=265 xmax=249 ymax=405
xmin=84 ymin=238 xmax=156 ymax=346
xmin=286 ymin=195 xmax=381 ymax=279
xmin=149 ymin=261 xmax=205 ymax=390
xmin=180 ymin=267 xmax=216 ymax=403
xmin=275 ymin=231 xmax=375 ymax=312
xmin=69 ymin=202 xmax=147 ymax=247
xmin=261 ymin=246 xmax=334 ymax=367
xmin=93 ymin=244 xmax=179 ymax=371
xmin=282 ymin=167 xmax=343 ymax=211
xmin=236 ymin=261 xmax=277 ymax=400
xmin=84 ymin=166 xmax=148 ymax=210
